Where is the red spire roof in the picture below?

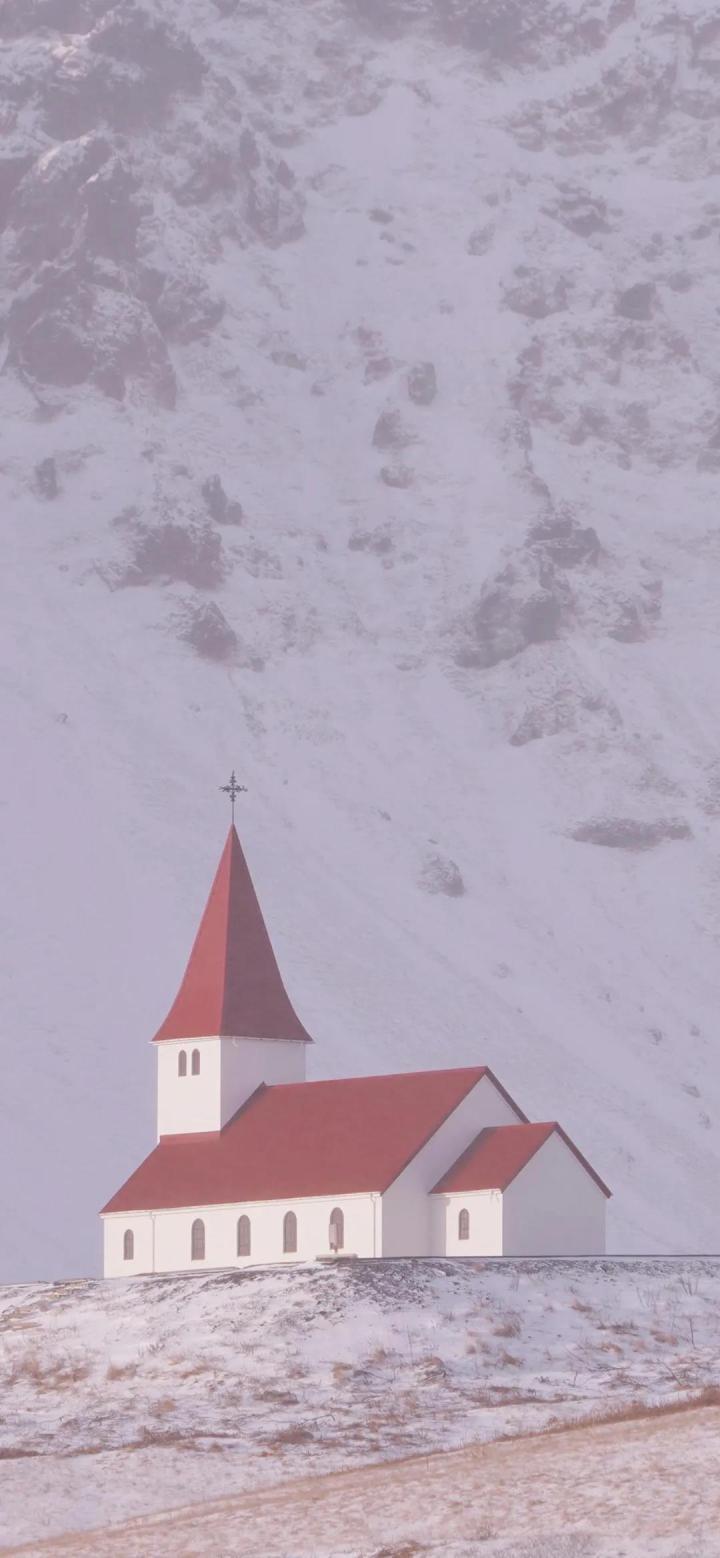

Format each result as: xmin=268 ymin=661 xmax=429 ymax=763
xmin=153 ymin=826 xmax=312 ymax=1044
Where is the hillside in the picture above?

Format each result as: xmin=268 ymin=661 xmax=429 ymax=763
xmin=1 ymin=1259 xmax=720 ymax=1550
xmin=2 ymin=0 xmax=720 ymax=1279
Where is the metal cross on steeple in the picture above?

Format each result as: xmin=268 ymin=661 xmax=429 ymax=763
xmin=220 ymin=770 xmax=247 ymax=824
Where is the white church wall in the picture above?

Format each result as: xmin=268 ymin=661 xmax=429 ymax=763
xmin=381 ymin=1074 xmax=523 ymax=1257
xmin=438 ymin=1190 xmax=503 ymax=1256
xmin=156 ymin=1037 xmax=223 ymax=1135
xmin=156 ymin=1035 xmax=307 ymax=1137
xmin=502 ymin=1131 xmax=607 ymax=1255
xmin=219 ymin=1037 xmax=306 ymax=1126
xmin=103 ymin=1192 xmax=379 ymax=1276
xmin=103 ymin=1212 xmax=154 ymax=1277
xmin=428 ymin=1193 xmax=446 ymax=1256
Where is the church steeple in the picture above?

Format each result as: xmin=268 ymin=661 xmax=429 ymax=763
xmin=154 ymin=825 xmax=312 ymax=1045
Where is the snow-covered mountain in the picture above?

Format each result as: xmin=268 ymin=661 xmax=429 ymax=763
xmin=2 ymin=0 xmax=720 ymax=1281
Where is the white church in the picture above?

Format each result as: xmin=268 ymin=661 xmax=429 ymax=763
xmin=102 ymin=824 xmax=610 ymax=1275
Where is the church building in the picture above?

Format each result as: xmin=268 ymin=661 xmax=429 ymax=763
xmin=101 ymin=825 xmax=610 ymax=1275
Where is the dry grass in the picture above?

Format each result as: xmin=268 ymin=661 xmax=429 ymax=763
xmin=146 ymin=1396 xmax=177 ymax=1418
xmin=176 ymin=1363 xmax=211 ymax=1381
xmin=132 ymin=1428 xmax=192 ymax=1450
xmin=106 ymin=1361 xmax=139 ymax=1382
xmin=372 ymin=1544 xmax=428 ymax=1558
xmin=542 ymin=1385 xmax=720 ymax=1438
xmin=264 ymin=1423 xmax=315 ymax=1449
xmin=4 ymin=1354 xmax=91 ymax=1392
xmin=418 ymin=1356 xmax=447 ymax=1381
xmin=493 ymin=1317 xmax=521 ymax=1339
xmin=256 ymin=1388 xmax=299 ymax=1406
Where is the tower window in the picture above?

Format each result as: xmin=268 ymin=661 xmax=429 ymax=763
xmin=329 ymin=1208 xmax=344 ymax=1252
xmin=123 ymin=1229 xmax=134 ymax=1261
xmin=237 ymin=1215 xmax=251 ymax=1258
xmin=191 ymin=1049 xmax=200 ymax=1076
xmin=178 ymin=1050 xmax=187 ymax=1077
xmin=458 ymin=1208 xmax=470 ymax=1241
xmin=191 ymin=1218 xmax=205 ymax=1261
xmin=283 ymin=1211 xmax=297 ymax=1254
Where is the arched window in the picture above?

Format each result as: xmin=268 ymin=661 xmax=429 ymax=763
xmin=283 ymin=1210 xmax=297 ymax=1254
xmin=458 ymin=1208 xmax=470 ymax=1242
xmin=237 ymin=1215 xmax=251 ymax=1258
xmin=123 ymin=1229 xmax=134 ymax=1261
xmin=191 ymin=1218 xmax=205 ymax=1261
xmin=329 ymin=1207 xmax=344 ymax=1252
xmin=191 ymin=1048 xmax=200 ymax=1076
xmin=178 ymin=1050 xmax=187 ymax=1077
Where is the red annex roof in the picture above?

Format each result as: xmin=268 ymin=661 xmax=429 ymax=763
xmin=432 ymin=1122 xmax=611 ymax=1198
xmin=102 ymin=1067 xmax=517 ymax=1213
xmin=153 ymin=825 xmax=312 ymax=1044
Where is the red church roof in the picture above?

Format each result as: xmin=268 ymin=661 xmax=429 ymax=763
xmin=153 ymin=826 xmax=312 ymax=1044
xmin=432 ymin=1122 xmax=611 ymax=1197
xmin=102 ymin=1067 xmax=521 ymax=1212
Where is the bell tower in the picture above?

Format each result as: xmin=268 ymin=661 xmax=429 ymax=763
xmin=152 ymin=820 xmax=312 ymax=1137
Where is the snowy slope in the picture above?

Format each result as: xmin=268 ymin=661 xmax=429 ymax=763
xmin=1 ymin=1259 xmax=719 ymax=1547
xmin=2 ymin=0 xmax=720 ymax=1280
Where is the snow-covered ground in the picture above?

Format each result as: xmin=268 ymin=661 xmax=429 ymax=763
xmin=1 ymin=1259 xmax=719 ymax=1549
xmin=9 ymin=1407 xmax=720 ymax=1558
xmin=3 ymin=0 xmax=720 ymax=1280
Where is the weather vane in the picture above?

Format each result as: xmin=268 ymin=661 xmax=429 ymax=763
xmin=220 ymin=770 xmax=247 ymax=824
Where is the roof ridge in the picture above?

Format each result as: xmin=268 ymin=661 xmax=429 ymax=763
xmin=262 ymin=1065 xmax=489 ymax=1093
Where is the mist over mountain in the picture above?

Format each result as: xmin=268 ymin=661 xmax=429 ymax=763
xmin=2 ymin=0 xmax=720 ymax=1280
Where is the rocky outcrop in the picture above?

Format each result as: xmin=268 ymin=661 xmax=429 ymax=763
xmin=112 ymin=517 xmax=228 ymax=590
xmin=372 ymin=409 xmax=413 ymax=450
xmin=348 ymin=0 xmax=630 ymax=68
xmin=570 ymin=818 xmax=692 ymax=850
xmin=615 ymin=283 xmax=656 ymax=322
xmin=455 ymin=559 xmax=567 ymax=670
xmin=34 ymin=456 xmax=59 ymax=498
xmin=451 ymin=502 xmax=663 ymax=671
xmin=453 ymin=511 xmax=601 ymax=671
xmin=407 ymin=361 xmax=437 ymax=405
xmin=503 ymin=267 xmax=570 ymax=320
xmin=419 ymin=852 xmax=466 ymax=897
xmin=0 ymin=1 xmax=304 ymax=406
xmin=179 ymin=602 xmax=237 ymax=660
xmin=7 ymin=262 xmax=177 ymax=404
xmin=201 ymin=476 xmax=243 ymax=527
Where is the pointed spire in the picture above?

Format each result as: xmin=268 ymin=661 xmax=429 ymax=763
xmin=153 ymin=826 xmax=312 ymax=1044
